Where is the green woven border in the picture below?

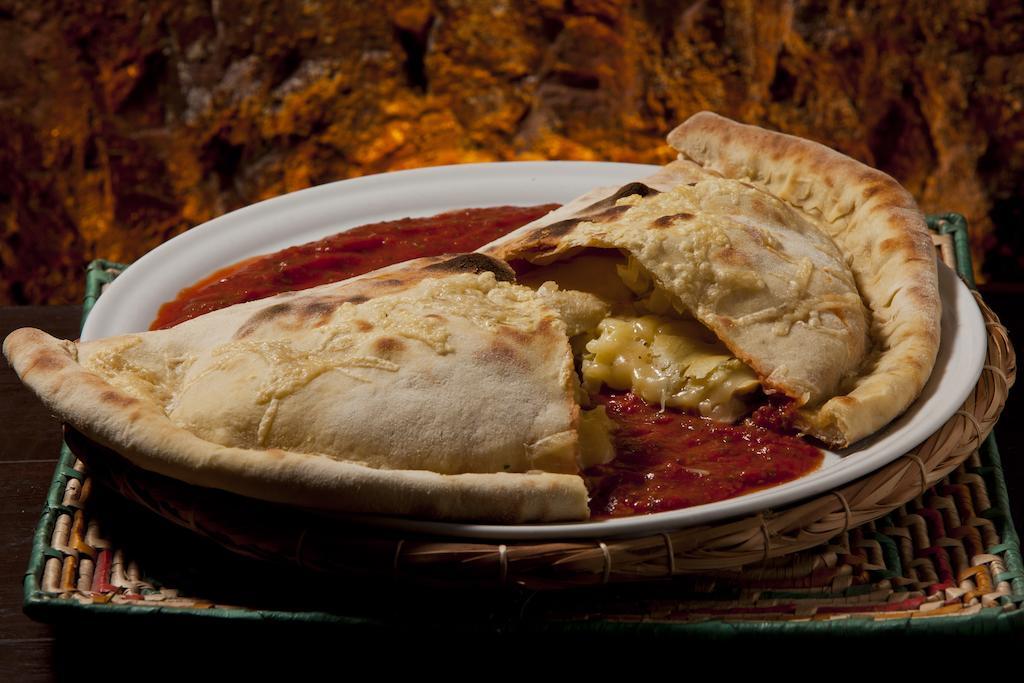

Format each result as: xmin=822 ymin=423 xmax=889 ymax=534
xmin=23 ymin=260 xmax=128 ymax=620
xmin=929 ymin=213 xmax=976 ymax=288
xmin=82 ymin=260 xmax=127 ymax=326
xmin=22 ymin=216 xmax=1024 ymax=635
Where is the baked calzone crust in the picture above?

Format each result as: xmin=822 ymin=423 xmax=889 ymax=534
xmin=485 ymin=112 xmax=940 ymax=447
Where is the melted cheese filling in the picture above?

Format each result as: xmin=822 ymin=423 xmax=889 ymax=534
xmin=528 ymin=251 xmax=762 ymax=425
xmin=580 ymin=315 xmax=759 ymax=422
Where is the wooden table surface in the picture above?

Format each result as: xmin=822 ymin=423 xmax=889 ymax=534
xmin=3 ymin=295 xmax=1023 ymax=673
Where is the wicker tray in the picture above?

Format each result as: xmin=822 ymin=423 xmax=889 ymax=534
xmin=22 ymin=214 xmax=1024 ymax=634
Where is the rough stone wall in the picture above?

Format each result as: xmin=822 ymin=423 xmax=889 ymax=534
xmin=2 ymin=0 xmax=1022 ymax=304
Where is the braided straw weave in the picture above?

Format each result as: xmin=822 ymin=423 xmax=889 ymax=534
xmin=43 ymin=437 xmax=1022 ymax=624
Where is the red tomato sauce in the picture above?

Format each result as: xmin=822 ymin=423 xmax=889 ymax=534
xmin=150 ymin=204 xmax=559 ymax=330
xmin=584 ymin=392 xmax=823 ymax=518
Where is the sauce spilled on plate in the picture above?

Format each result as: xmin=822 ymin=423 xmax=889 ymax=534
xmin=151 ymin=204 xmax=558 ymax=329
xmin=584 ymin=392 xmax=823 ymax=518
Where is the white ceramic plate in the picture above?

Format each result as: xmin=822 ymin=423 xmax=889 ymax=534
xmin=82 ymin=162 xmax=987 ymax=540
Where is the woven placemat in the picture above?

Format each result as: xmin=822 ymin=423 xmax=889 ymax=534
xmin=22 ymin=218 xmax=1024 ymax=633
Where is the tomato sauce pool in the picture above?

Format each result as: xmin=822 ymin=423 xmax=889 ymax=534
xmin=151 ymin=203 xmax=824 ymax=517
xmin=585 ymin=393 xmax=823 ymax=518
xmin=150 ymin=204 xmax=559 ymax=330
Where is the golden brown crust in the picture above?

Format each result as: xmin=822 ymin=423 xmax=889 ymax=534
xmin=666 ymin=112 xmax=940 ymax=446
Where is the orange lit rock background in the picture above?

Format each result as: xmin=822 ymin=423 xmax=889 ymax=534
xmin=2 ymin=1 xmax=1022 ymax=304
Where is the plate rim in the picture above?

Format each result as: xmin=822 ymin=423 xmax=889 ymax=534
xmin=79 ymin=161 xmax=987 ymax=540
